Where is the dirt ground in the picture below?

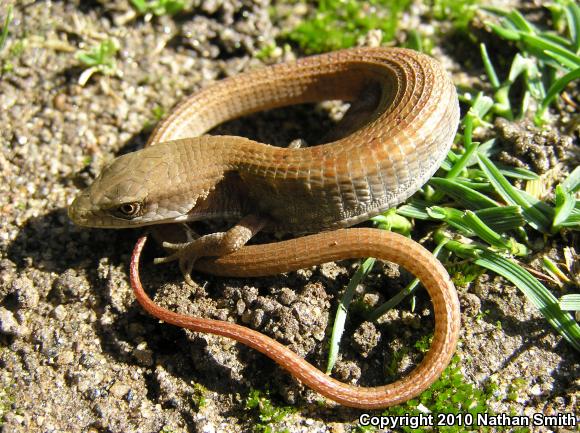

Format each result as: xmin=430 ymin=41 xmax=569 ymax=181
xmin=0 ymin=1 xmax=577 ymax=432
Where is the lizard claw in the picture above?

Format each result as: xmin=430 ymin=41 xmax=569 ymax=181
xmin=179 ymin=256 xmax=197 ymax=286
xmin=154 ymin=240 xmax=199 ymax=286
xmin=153 ymin=241 xmax=187 ymax=264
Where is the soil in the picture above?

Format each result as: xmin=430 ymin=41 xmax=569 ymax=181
xmin=0 ymin=1 xmax=577 ymax=432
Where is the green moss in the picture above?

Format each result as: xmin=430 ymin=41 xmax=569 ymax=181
xmin=506 ymin=378 xmax=527 ymax=402
xmin=285 ymin=0 xmax=412 ymax=54
xmin=191 ymin=383 xmax=208 ymax=409
xmin=256 ymin=42 xmax=283 ymax=61
xmin=0 ymin=385 xmax=15 ymax=427
xmin=449 ymin=262 xmax=486 ymax=288
xmin=152 ymin=105 xmax=166 ymax=121
xmin=245 ymin=389 xmax=294 ymax=433
xmin=382 ymin=336 xmax=501 ymax=433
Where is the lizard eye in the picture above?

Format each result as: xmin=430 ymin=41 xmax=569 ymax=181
xmin=114 ymin=202 xmax=142 ymax=219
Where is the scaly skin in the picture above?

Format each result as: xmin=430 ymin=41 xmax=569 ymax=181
xmin=68 ymin=47 xmax=459 ymax=232
xmin=69 ymin=47 xmax=461 ymax=409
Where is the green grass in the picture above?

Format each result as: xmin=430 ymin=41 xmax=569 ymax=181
xmin=480 ymin=2 xmax=580 ymax=124
xmin=282 ymin=0 xmax=482 ymax=55
xmin=428 ymin=0 xmax=480 ymax=32
xmin=285 ymin=0 xmax=412 ymax=54
xmin=75 ymin=39 xmax=120 ymax=86
xmin=322 ymin=2 xmax=580 ymax=393
xmin=0 ymin=5 xmax=12 ymax=53
xmin=130 ymin=0 xmax=185 ymax=17
xmin=0 ymin=5 xmax=14 ymax=73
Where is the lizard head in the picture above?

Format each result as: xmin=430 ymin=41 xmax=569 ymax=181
xmin=68 ymin=143 xmax=197 ymax=228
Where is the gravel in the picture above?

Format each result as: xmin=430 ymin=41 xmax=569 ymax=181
xmin=0 ymin=1 xmax=578 ymax=432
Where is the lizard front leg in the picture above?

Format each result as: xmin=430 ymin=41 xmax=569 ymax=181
xmin=154 ymin=214 xmax=266 ymax=285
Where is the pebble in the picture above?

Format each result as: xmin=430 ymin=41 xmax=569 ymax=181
xmin=242 ymin=308 xmax=264 ymax=328
xmin=0 ymin=307 xmax=22 ymax=336
xmin=56 ymin=350 xmax=74 ymax=365
xmin=51 ymin=304 xmax=67 ymax=321
xmin=109 ymin=381 xmax=130 ymax=399
xmin=352 ymin=322 xmax=380 ymax=357
xmin=278 ymin=287 xmax=296 ymax=305
xmin=133 ymin=342 xmax=154 ymax=367
xmin=52 ymin=269 xmax=89 ymax=303
xmin=11 ymin=276 xmax=39 ymax=309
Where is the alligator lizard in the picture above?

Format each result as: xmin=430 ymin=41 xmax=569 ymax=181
xmin=69 ymin=47 xmax=461 ymax=409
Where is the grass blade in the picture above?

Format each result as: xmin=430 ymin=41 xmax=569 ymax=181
xmin=553 ymin=184 xmax=577 ymax=230
xmin=462 ymin=210 xmax=519 ymax=252
xmin=480 ymin=43 xmax=500 ymax=88
xmin=560 ymin=295 xmax=580 ymax=312
xmin=475 ymin=251 xmax=580 ymax=351
xmin=0 ymin=5 xmax=13 ymax=53
xmin=475 ymin=206 xmax=525 ymax=232
xmin=561 ymin=166 xmax=580 ymax=193
xmin=397 ymin=200 xmax=431 ymax=220
xmin=326 ymin=257 xmax=376 ymax=374
xmin=537 ymin=67 xmax=580 ymax=122
xmin=430 ymin=177 xmax=500 ymax=209
xmin=505 ymin=10 xmax=536 ymax=33
xmin=477 ymin=154 xmax=552 ymax=232
xmin=520 ymin=32 xmax=580 ymax=68
xmin=565 ymin=3 xmax=580 ymax=52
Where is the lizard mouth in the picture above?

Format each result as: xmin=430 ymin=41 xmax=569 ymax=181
xmin=68 ymin=194 xmax=93 ymax=227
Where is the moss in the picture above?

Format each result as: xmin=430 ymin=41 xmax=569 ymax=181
xmin=245 ymin=389 xmax=294 ymax=433
xmin=381 ymin=336 xmax=502 ymax=433
xmin=0 ymin=385 xmax=15 ymax=427
xmin=284 ymin=0 xmax=412 ymax=54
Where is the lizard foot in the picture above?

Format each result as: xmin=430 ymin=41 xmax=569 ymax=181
xmin=154 ymin=240 xmax=200 ymax=286
xmin=152 ymin=216 xmax=265 ymax=286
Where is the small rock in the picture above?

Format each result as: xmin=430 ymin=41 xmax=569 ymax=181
xmin=235 ymin=299 xmax=246 ymax=315
xmin=278 ymin=287 xmax=296 ymax=306
xmin=460 ymin=293 xmax=481 ymax=317
xmin=333 ymin=360 xmax=361 ymax=383
xmin=56 ymin=350 xmax=74 ymax=365
xmin=51 ymin=304 xmax=67 ymax=321
xmin=292 ymin=302 xmax=315 ymax=324
xmin=352 ymin=322 xmax=380 ymax=357
xmin=11 ymin=276 xmax=39 ymax=309
xmin=133 ymin=342 xmax=154 ymax=366
xmin=242 ymin=286 xmax=258 ymax=304
xmin=52 ymin=269 xmax=89 ymax=303
xmin=79 ymin=352 xmax=98 ymax=368
xmin=362 ymin=293 xmax=380 ymax=308
xmin=0 ymin=259 xmax=17 ymax=298
xmin=87 ymin=388 xmax=102 ymax=400
xmin=109 ymin=381 xmax=130 ymax=399
xmin=242 ymin=308 xmax=264 ymax=328
xmin=0 ymin=307 xmax=23 ymax=336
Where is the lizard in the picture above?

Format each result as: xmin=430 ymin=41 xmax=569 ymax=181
xmin=69 ymin=47 xmax=461 ymax=409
